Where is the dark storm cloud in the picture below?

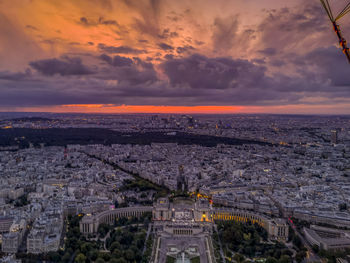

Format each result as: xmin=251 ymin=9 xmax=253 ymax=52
xmin=246 ymin=2 xmax=350 ymax=96
xmin=158 ymin=42 xmax=174 ymax=51
xmin=258 ymin=48 xmax=277 ymax=56
xmin=257 ymin=2 xmax=330 ymax=54
xmin=29 ymin=57 xmax=93 ymax=76
xmin=79 ymin=16 xmax=119 ymax=27
xmin=0 ymin=58 xmax=160 ymax=106
xmin=195 ymin=41 xmax=205 ymax=46
xmin=99 ymin=54 xmax=113 ymax=64
xmin=80 ymin=17 xmax=89 ymax=25
xmin=112 ymin=66 xmax=158 ymax=86
xmin=26 ymin=25 xmax=38 ymax=31
xmin=302 ymin=46 xmax=350 ymax=87
xmin=98 ymin=17 xmax=118 ymax=26
xmin=176 ymin=45 xmax=195 ymax=54
xmin=158 ymin=28 xmax=179 ymax=39
xmin=252 ymin=2 xmax=350 ymax=92
xmin=161 ymin=54 xmax=266 ymax=91
xmin=132 ymin=57 xmax=154 ymax=69
xmin=99 ymin=54 xmax=133 ymax=67
xmin=97 ymin=54 xmax=157 ymax=85
xmin=159 ymin=53 xmax=350 ymax=105
xmin=98 ymin=43 xmax=146 ymax=54
xmin=105 ymin=54 xmax=133 ymax=67
xmin=0 ymin=69 xmax=32 ymax=81
xmin=1 ymin=50 xmax=349 ymax=107
xmin=269 ymin=59 xmax=285 ymax=67
xmin=164 ymin=54 xmax=174 ymax=60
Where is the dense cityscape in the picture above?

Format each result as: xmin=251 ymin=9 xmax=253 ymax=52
xmin=0 ymin=113 xmax=349 ymax=263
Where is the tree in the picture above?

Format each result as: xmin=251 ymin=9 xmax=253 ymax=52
xmin=279 ymin=255 xmax=291 ymax=263
xmin=120 ymin=232 xmax=133 ymax=246
xmin=98 ymin=223 xmax=110 ymax=238
xmin=87 ymin=249 xmax=98 ymax=261
xmin=111 ymin=259 xmax=127 ymax=263
xmin=243 ymin=245 xmax=255 ymax=257
xmin=110 ymin=241 xmax=121 ymax=252
xmin=80 ymin=242 xmax=91 ymax=254
xmin=48 ymin=251 xmax=61 ymax=262
xmin=112 ymin=249 xmax=122 ymax=258
xmin=292 ymin=235 xmax=302 ymax=249
xmin=166 ymin=257 xmax=176 ymax=263
xmin=136 ymin=238 xmax=144 ymax=249
xmin=75 ymin=253 xmax=86 ymax=263
xmin=222 ymin=228 xmax=233 ymax=243
xmin=99 ymin=252 xmax=111 ymax=262
xmin=125 ymin=249 xmax=135 ymax=261
xmin=273 ymin=249 xmax=281 ymax=259
xmin=62 ymin=252 xmax=71 ymax=263
xmin=233 ymin=253 xmax=245 ymax=263
xmin=266 ymin=257 xmax=278 ymax=263
xmin=295 ymin=251 xmax=307 ymax=263
xmin=281 ymin=249 xmax=293 ymax=257
xmin=339 ymin=203 xmax=347 ymax=211
xmin=312 ymin=244 xmax=319 ymax=253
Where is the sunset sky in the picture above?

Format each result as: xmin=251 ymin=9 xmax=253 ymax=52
xmin=0 ymin=0 xmax=349 ymax=114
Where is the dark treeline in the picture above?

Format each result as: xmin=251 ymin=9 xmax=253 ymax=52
xmin=0 ymin=128 xmax=271 ymax=148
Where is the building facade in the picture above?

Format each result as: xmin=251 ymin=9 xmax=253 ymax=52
xmin=80 ymin=206 xmax=152 ymax=234
xmin=80 ymin=197 xmax=288 ymax=242
xmin=303 ymin=225 xmax=350 ymax=250
xmin=2 ymin=232 xmax=20 ymax=253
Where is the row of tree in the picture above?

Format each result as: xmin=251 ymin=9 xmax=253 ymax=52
xmin=16 ymin=213 xmax=152 ymax=263
xmin=217 ymin=221 xmax=295 ymax=263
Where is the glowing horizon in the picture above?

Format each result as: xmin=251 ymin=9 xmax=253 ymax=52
xmin=1 ymin=104 xmax=350 ymax=115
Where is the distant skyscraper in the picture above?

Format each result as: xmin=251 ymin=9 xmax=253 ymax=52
xmin=331 ymin=130 xmax=338 ymax=144
xmin=177 ymin=165 xmax=188 ymax=192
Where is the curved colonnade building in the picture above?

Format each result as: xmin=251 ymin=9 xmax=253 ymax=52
xmin=79 ymin=206 xmax=152 ymax=234
xmin=212 ymin=208 xmax=288 ymax=241
xmin=80 ymin=198 xmax=288 ymax=241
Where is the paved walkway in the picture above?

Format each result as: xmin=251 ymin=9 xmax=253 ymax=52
xmin=214 ymin=224 xmax=226 ymax=263
xmin=142 ymin=223 xmax=152 ymax=255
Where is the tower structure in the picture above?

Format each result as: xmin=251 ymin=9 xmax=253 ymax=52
xmin=177 ymin=165 xmax=188 ymax=192
xmin=331 ymin=130 xmax=338 ymax=144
